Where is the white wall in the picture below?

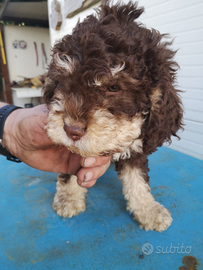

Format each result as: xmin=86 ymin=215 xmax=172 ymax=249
xmin=4 ymin=25 xmax=51 ymax=82
xmin=48 ymin=0 xmax=203 ymax=160
xmin=138 ymin=0 xmax=203 ymax=161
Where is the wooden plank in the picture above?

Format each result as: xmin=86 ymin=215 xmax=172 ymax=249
xmin=183 ymin=99 xmax=203 ymax=112
xmin=181 ymin=130 xmax=203 ymax=144
xmin=175 ymin=42 xmax=203 ymax=56
xmin=184 ymin=119 xmax=203 ymax=133
xmin=169 ymin=138 xmax=203 ymax=160
xmin=177 ymin=77 xmax=203 ymax=89
xmin=181 ymin=89 xmax=203 ymax=101
xmin=141 ymin=1 xmax=203 ymax=25
xmin=184 ymin=110 xmax=203 ymax=123
xmin=0 ymin=24 xmax=12 ymax=104
xmin=176 ymin=54 xmax=203 ymax=66
xmin=177 ymin=67 xmax=203 ymax=78
xmin=153 ymin=15 xmax=203 ymax=36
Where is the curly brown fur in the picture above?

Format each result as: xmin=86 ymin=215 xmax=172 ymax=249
xmin=43 ymin=1 xmax=183 ymax=232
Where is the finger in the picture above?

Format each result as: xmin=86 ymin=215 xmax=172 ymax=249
xmin=81 ymin=156 xmax=111 ymax=168
xmin=77 ymin=160 xmax=111 ymax=188
xmin=80 ymin=178 xmax=97 ymax=188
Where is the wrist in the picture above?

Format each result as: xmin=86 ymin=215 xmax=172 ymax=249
xmin=2 ymin=109 xmax=17 ymax=154
xmin=0 ymin=105 xmax=22 ymax=162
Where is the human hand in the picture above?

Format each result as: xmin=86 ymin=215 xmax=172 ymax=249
xmin=2 ymin=104 xmax=111 ymax=188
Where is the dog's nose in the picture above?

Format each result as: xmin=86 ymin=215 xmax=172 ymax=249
xmin=64 ymin=124 xmax=85 ymax=141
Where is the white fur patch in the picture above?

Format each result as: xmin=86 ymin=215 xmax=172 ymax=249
xmin=88 ymin=63 xmax=125 ymax=87
xmin=119 ymin=166 xmax=173 ymax=232
xmin=131 ymin=139 xmax=143 ymax=153
xmin=112 ymin=151 xmax=131 ymax=162
xmin=51 ymin=97 xmax=65 ymax=112
xmin=112 ymin=139 xmax=143 ymax=161
xmin=91 ymin=78 xmax=102 ymax=87
xmin=53 ymin=174 xmax=87 ymax=218
xmin=54 ymin=53 xmax=75 ymax=73
xmin=110 ymin=63 xmax=125 ymax=76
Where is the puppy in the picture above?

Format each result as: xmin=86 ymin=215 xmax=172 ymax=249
xmin=43 ymin=0 xmax=183 ymax=232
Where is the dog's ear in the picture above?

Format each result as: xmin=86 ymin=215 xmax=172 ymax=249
xmin=143 ymin=86 xmax=183 ymax=154
xmin=42 ymin=77 xmax=58 ymax=105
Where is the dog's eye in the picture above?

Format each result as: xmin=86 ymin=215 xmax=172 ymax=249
xmin=107 ymin=85 xmax=120 ymax=92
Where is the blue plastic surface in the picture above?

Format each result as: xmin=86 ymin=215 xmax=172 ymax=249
xmin=0 ymin=147 xmax=202 ymax=269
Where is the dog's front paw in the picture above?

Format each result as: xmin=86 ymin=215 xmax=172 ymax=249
xmin=134 ymin=202 xmax=173 ymax=232
xmin=52 ymin=191 xmax=87 ymax=218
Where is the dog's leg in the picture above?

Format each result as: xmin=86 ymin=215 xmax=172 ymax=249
xmin=116 ymin=156 xmax=172 ymax=232
xmin=52 ymin=173 xmax=88 ymax=218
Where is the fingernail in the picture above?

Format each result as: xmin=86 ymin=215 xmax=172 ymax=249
xmin=84 ymin=172 xmax=94 ymax=182
xmin=84 ymin=157 xmax=96 ymax=167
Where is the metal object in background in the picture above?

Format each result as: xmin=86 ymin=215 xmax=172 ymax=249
xmin=12 ymin=40 xmax=19 ymax=49
xmin=41 ymin=42 xmax=47 ymax=68
xmin=34 ymin=41 xmax=38 ymax=66
xmin=19 ymin=40 xmax=27 ymax=49
xmin=13 ymin=40 xmax=27 ymax=49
